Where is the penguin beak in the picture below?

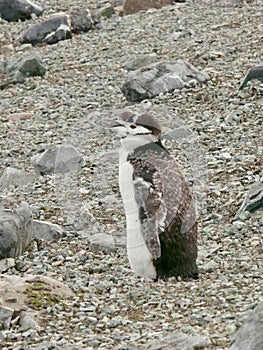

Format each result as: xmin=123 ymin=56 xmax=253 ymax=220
xmin=110 ymin=120 xmax=123 ymax=128
xmin=111 ymin=120 xmax=128 ymax=138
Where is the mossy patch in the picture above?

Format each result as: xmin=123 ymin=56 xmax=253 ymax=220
xmin=25 ymin=281 xmax=64 ymax=310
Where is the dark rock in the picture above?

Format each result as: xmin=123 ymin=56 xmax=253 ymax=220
xmin=239 ymin=65 xmax=263 ymax=90
xmin=230 ymin=301 xmax=263 ymax=350
xmin=18 ymin=10 xmax=101 ymax=46
xmin=0 ymin=0 xmax=44 ymax=22
xmin=122 ymin=59 xmax=210 ymax=102
xmin=123 ymin=0 xmax=173 ymax=15
xmin=0 ymin=53 xmax=46 ymax=89
xmin=68 ymin=9 xmax=100 ymax=34
xmin=0 ymin=202 xmax=33 ymax=259
xmin=31 ymin=144 xmax=83 ymax=175
xmin=236 ymin=182 xmax=263 ymax=218
xmin=18 ymin=13 xmax=71 ymax=46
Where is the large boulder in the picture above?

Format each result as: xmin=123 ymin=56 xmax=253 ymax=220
xmin=230 ymin=301 xmax=263 ymax=350
xmin=123 ymin=0 xmax=173 ymax=15
xmin=122 ymin=59 xmax=209 ymax=102
xmin=0 ymin=202 xmax=33 ymax=259
xmin=0 ymin=0 xmax=44 ymax=22
xmin=0 ymin=274 xmax=74 ymax=329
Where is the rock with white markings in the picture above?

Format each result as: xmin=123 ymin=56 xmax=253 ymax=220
xmin=122 ymin=60 xmax=210 ymax=102
xmin=17 ymin=10 xmax=101 ymax=46
xmin=0 ymin=0 xmax=44 ymax=22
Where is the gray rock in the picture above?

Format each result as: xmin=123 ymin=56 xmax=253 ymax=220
xmin=0 ymin=53 xmax=46 ymax=90
xmin=19 ymin=311 xmax=38 ymax=331
xmin=0 ymin=202 xmax=33 ymax=259
xmin=124 ymin=53 xmax=158 ymax=71
xmin=239 ymin=65 xmax=263 ymax=90
xmin=0 ymin=0 xmax=44 ymax=22
xmin=230 ymin=301 xmax=263 ymax=350
xmin=33 ymin=220 xmax=64 ymax=241
xmin=18 ymin=10 xmax=101 ymax=46
xmin=0 ymin=305 xmax=14 ymax=330
xmin=122 ymin=59 xmax=209 ymax=102
xmin=96 ymin=3 xmax=115 ymax=18
xmin=172 ymin=30 xmax=189 ymax=41
xmin=0 ymin=258 xmax=15 ymax=273
xmin=89 ymin=233 xmax=116 ymax=251
xmin=31 ymin=144 xmax=83 ymax=175
xmin=0 ymin=167 xmax=36 ymax=188
xmin=142 ymin=331 xmax=211 ymax=349
xmin=236 ymin=182 xmax=263 ymax=218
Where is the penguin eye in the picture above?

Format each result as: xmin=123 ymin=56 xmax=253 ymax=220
xmin=130 ymin=124 xmax=137 ymax=129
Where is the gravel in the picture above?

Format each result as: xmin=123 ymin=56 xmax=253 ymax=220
xmin=0 ymin=0 xmax=262 ymax=349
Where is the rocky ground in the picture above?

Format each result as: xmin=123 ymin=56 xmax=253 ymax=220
xmin=0 ymin=0 xmax=262 ymax=349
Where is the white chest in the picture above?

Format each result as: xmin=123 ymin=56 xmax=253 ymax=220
xmin=118 ymin=149 xmax=156 ymax=280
